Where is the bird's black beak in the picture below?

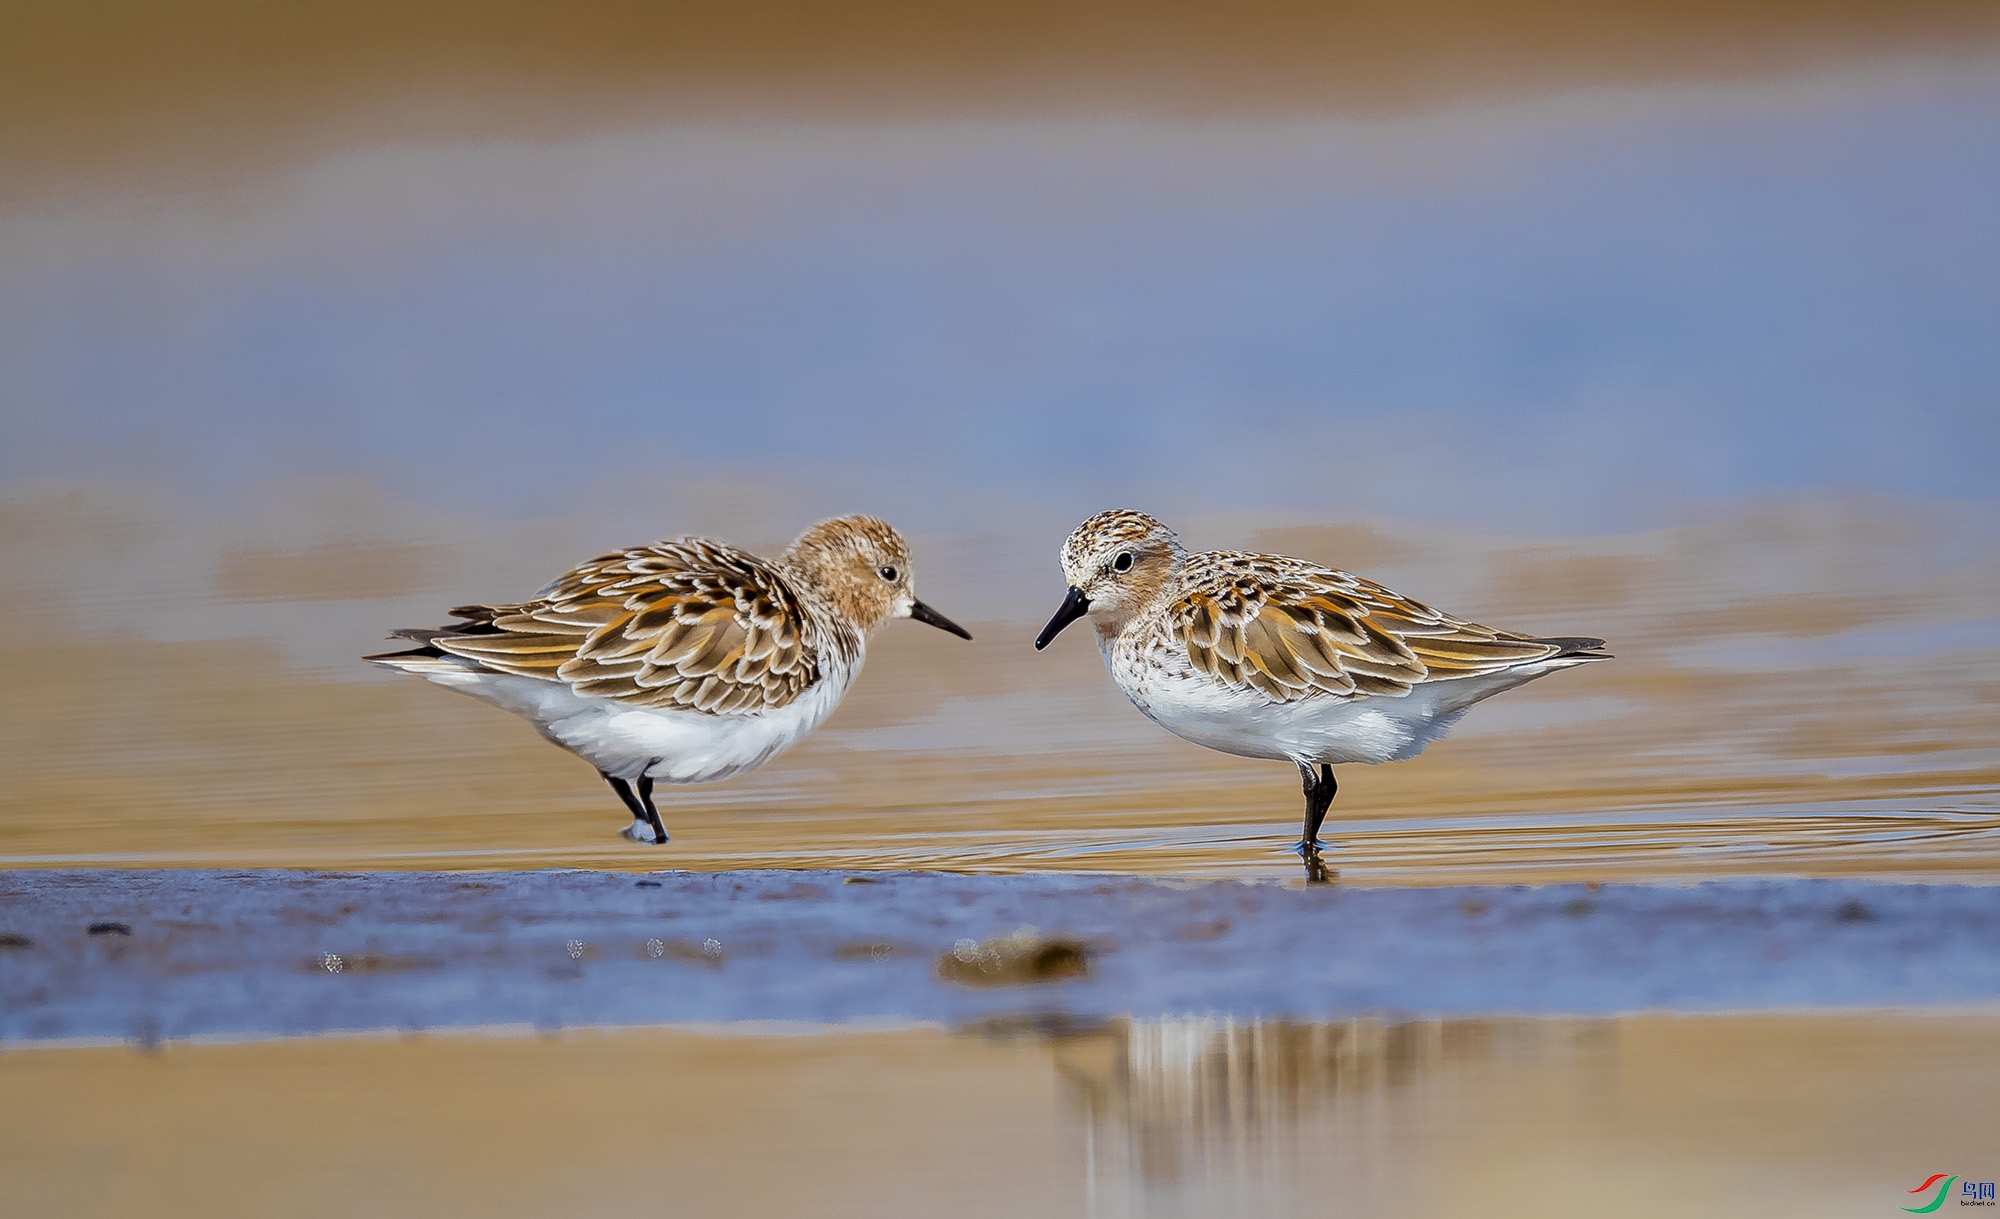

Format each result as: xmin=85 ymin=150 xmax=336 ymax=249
xmin=909 ymin=599 xmax=973 ymax=640
xmin=1034 ymin=586 xmax=1091 ymax=651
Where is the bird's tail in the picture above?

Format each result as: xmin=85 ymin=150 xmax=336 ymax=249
xmin=363 ymin=647 xmax=476 ymax=676
xmin=364 ymin=605 xmax=506 ymax=674
xmin=1534 ymin=635 xmax=1612 ymax=660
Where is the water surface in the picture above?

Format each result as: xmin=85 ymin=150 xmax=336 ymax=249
xmin=4 ymin=1014 xmax=1994 ymax=1218
xmin=5 ymin=6 xmax=1998 ymax=1215
xmin=4 ymin=488 xmax=1994 ymax=882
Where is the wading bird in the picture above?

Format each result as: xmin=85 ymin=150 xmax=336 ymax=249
xmin=1035 ymin=510 xmax=1607 ymax=879
xmin=370 ymin=515 xmax=970 ymax=845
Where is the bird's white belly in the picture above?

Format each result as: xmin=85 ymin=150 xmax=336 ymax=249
xmin=417 ymin=662 xmax=855 ymax=783
xmin=1123 ymin=673 xmax=1438 ymax=765
xmin=1112 ymin=646 xmax=1572 ymax=767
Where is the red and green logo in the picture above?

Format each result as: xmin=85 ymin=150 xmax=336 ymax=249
xmin=1903 ymin=1175 xmax=1957 ymax=1213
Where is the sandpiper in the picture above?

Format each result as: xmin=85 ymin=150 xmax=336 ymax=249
xmin=368 ymin=515 xmax=971 ymax=844
xmin=1034 ymin=510 xmax=1607 ymax=873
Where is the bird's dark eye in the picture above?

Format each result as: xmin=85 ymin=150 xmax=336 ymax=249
xmin=1112 ymin=552 xmax=1134 ymax=573
xmin=879 ymin=566 xmax=899 ymax=582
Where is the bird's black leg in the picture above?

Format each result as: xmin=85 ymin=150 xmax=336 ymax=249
xmin=1292 ymin=762 xmax=1338 ymax=884
xmin=604 ymin=772 xmax=651 ymax=837
xmin=1305 ymin=765 xmax=1337 ymax=849
xmin=634 ymin=773 xmax=670 ymax=845
xmin=1294 ymin=762 xmax=1337 ymax=853
xmin=1296 ymin=760 xmax=1319 ymax=849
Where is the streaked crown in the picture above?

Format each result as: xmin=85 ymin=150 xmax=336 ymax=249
xmin=780 ymin=514 xmax=917 ymax=633
xmin=1059 ymin=509 xmax=1181 ymax=588
xmin=786 ymin=514 xmax=911 ymax=572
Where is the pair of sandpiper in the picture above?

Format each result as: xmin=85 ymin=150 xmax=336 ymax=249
xmin=369 ymin=512 xmax=1607 ymax=866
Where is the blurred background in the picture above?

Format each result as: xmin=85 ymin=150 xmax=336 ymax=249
xmin=2 ymin=0 xmax=1997 ymax=879
xmin=6 ymin=7 xmax=2000 ymax=1218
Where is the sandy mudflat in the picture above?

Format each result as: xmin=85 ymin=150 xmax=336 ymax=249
xmin=5 ymin=492 xmax=1997 ymax=885
xmin=2 ymin=1012 xmax=1995 ymax=1218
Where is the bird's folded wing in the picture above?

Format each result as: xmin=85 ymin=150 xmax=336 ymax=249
xmin=428 ymin=540 xmax=820 ymax=714
xmin=1169 ymin=562 xmax=1579 ymax=702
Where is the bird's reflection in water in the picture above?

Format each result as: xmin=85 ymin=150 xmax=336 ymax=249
xmin=1025 ymin=1015 xmax=1610 ymax=1213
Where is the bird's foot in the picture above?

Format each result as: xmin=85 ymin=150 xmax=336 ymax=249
xmin=620 ymin=819 xmax=668 ymax=845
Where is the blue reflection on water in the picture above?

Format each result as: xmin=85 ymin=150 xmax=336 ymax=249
xmin=3 ymin=64 xmax=1996 ymax=531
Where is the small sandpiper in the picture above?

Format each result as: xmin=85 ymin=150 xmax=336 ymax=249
xmin=368 ymin=515 xmax=971 ymax=845
xmin=1034 ymin=510 xmax=1608 ymax=877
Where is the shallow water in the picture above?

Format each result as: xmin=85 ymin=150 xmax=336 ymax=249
xmin=3 ymin=489 xmax=1995 ymax=882
xmin=4 ymin=5 xmax=1998 ymax=1214
xmin=5 ymin=1 xmax=1997 ymax=882
xmin=5 ymin=1013 xmax=1996 ymax=1218
xmin=8 ymin=869 xmax=1996 ymax=1042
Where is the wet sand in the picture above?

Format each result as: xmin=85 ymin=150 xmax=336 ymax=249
xmin=3 ymin=490 xmax=1993 ymax=884
xmin=6 ymin=491 xmax=1993 ymax=1211
xmin=4 ymin=1013 xmax=1995 ymax=1218
xmin=6 ymin=869 xmax=1999 ymax=1043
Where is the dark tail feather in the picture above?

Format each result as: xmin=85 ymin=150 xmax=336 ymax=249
xmin=364 ymin=643 xmax=448 ymax=663
xmin=1538 ymin=635 xmax=1612 ymax=659
xmin=366 ymin=604 xmax=504 ymax=664
xmin=445 ymin=605 xmax=504 ymax=629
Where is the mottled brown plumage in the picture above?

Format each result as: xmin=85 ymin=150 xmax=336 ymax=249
xmin=1167 ymin=551 xmax=1595 ymax=703
xmin=1037 ymin=509 xmax=1609 ymax=870
xmin=414 ymin=538 xmax=830 ymax=715
xmin=380 ymin=516 xmax=941 ymax=718
xmin=367 ymin=515 xmax=969 ymax=845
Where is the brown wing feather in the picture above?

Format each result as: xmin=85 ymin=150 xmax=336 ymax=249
xmin=1168 ymin=554 xmax=1588 ymax=703
xmin=424 ymin=539 xmax=824 ymax=715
